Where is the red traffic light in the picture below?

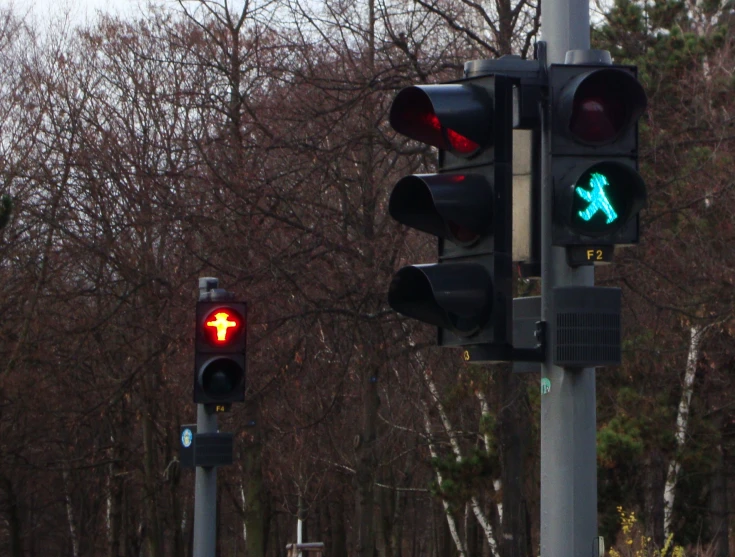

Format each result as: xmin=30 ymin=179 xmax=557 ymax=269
xmin=395 ymin=98 xmax=479 ymax=154
xmin=202 ymin=308 xmax=243 ymax=345
xmin=194 ymin=300 xmax=247 ymax=404
xmin=389 ymin=84 xmax=493 ymax=157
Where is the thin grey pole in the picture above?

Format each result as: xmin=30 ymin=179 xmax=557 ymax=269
xmin=193 ymin=405 xmax=218 ymax=557
xmin=539 ymin=1 xmax=598 ymax=556
xmin=193 ymin=277 xmax=219 ymax=557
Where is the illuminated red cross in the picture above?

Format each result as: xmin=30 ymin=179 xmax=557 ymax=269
xmin=206 ymin=312 xmax=238 ymax=342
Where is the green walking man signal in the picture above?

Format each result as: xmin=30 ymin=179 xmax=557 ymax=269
xmin=575 ymin=173 xmax=618 ymax=224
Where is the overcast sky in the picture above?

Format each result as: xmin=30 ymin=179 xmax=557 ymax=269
xmin=4 ymin=0 xmax=166 ymax=26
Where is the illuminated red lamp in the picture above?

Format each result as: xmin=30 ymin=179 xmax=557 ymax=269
xmin=389 ymin=85 xmax=489 ymax=157
xmin=414 ymin=110 xmax=479 ymax=155
xmin=203 ymin=308 xmax=242 ymax=345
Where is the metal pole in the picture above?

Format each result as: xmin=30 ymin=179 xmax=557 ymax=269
xmin=193 ymin=277 xmax=219 ymax=557
xmin=539 ymin=1 xmax=598 ymax=556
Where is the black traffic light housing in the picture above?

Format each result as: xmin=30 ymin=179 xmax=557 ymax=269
xmin=549 ymin=64 xmax=647 ymax=247
xmin=387 ymin=75 xmax=513 ymax=355
xmin=194 ymin=301 xmax=247 ymax=404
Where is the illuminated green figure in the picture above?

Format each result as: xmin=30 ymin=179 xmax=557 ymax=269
xmin=576 ymin=172 xmax=618 ymax=224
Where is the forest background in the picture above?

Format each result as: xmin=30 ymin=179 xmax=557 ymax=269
xmin=0 ymin=0 xmax=734 ymax=555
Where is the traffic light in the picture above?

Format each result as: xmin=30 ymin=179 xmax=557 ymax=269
xmin=387 ymin=75 xmax=514 ymax=356
xmin=194 ymin=301 xmax=247 ymax=404
xmin=549 ymin=64 xmax=647 ymax=247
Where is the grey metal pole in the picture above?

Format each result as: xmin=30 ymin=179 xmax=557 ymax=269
xmin=541 ymin=0 xmax=590 ymax=64
xmin=539 ymin=1 xmax=598 ymax=556
xmin=193 ymin=277 xmax=219 ymax=557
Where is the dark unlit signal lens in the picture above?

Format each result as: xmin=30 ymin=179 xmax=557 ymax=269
xmin=201 ymin=358 xmax=244 ymax=399
xmin=563 ymin=69 xmax=647 ymax=145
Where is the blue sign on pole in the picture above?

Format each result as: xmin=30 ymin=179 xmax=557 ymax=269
xmin=181 ymin=428 xmax=193 ymax=448
xmin=180 ymin=424 xmax=197 ymax=468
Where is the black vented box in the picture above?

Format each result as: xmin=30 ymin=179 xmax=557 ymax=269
xmin=552 ymin=286 xmax=621 ymax=368
xmin=194 ymin=432 xmax=234 ymax=468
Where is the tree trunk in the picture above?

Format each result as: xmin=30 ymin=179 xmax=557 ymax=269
xmin=108 ymin=441 xmax=123 ymax=557
xmin=1 ymin=474 xmax=22 ymax=557
xmin=141 ymin=390 xmax=162 ymax=557
xmin=243 ymin=400 xmax=268 ymax=557
xmin=389 ymin=490 xmax=404 ymax=557
xmin=423 ymin=371 xmax=497 ymax=556
xmin=708 ymin=413 xmax=728 ymax=557
xmin=389 ymin=451 xmax=415 ymax=557
xmin=355 ymin=365 xmax=379 ymax=557
xmin=62 ymin=467 xmax=80 ymax=557
xmin=329 ymin=492 xmax=348 ymax=557
xmin=379 ymin=485 xmax=394 ymax=557
xmin=498 ymin=367 xmax=531 ymax=557
xmin=440 ymin=508 xmax=455 ymax=557
xmin=466 ymin=504 xmax=479 ymax=557
xmin=421 ymin=401 xmax=467 ymax=556
xmin=169 ymin=453 xmax=184 ymax=557
xmin=664 ymin=324 xmax=705 ymax=537
xmin=643 ymin=448 xmax=666 ymax=548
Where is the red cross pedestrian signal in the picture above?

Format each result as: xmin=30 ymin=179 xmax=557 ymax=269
xmin=200 ymin=307 xmax=243 ymax=347
xmin=195 ymin=301 xmax=247 ymax=404
xmin=206 ymin=311 xmax=239 ymax=343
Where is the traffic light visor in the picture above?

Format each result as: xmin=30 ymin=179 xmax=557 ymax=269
xmin=388 ymin=263 xmax=493 ymax=337
xmin=389 ymin=84 xmax=493 ymax=156
xmin=563 ymin=69 xmax=647 ymax=144
xmin=567 ymin=161 xmax=646 ymax=236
